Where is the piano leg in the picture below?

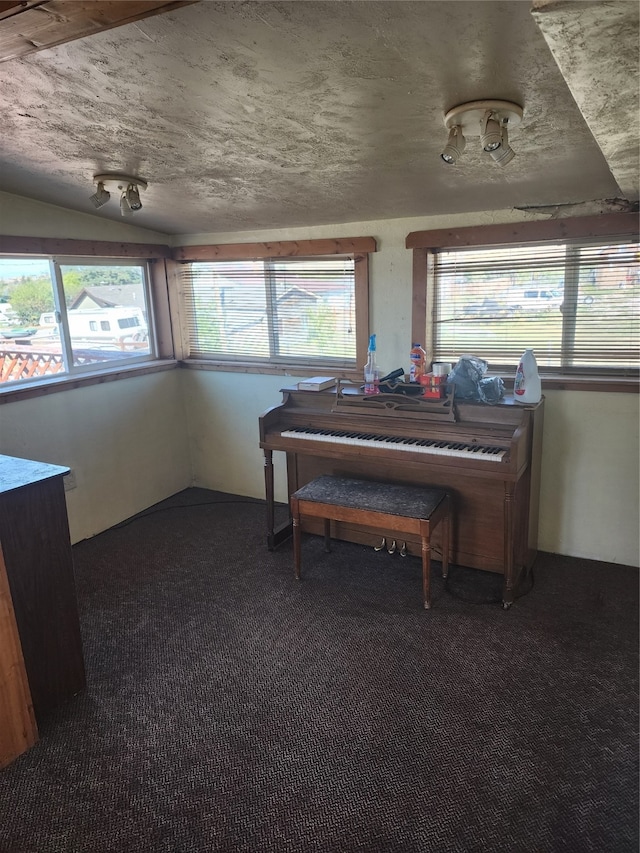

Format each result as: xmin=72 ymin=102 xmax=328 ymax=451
xmin=264 ymin=450 xmax=276 ymax=549
xmin=264 ymin=449 xmax=293 ymax=550
xmin=323 ymin=519 xmax=331 ymax=552
xmin=503 ymin=483 xmax=515 ymax=609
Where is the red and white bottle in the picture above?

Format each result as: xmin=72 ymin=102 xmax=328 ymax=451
xmin=409 ymin=343 xmax=426 ymax=382
xmin=514 ymin=348 xmax=541 ymax=403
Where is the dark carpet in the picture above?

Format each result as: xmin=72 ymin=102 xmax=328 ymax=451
xmin=0 ymin=488 xmax=637 ymax=853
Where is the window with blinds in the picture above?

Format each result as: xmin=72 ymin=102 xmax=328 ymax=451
xmin=180 ymin=256 xmax=357 ymax=367
xmin=433 ymin=238 xmax=639 ymax=374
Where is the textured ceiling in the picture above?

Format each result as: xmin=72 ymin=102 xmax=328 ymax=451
xmin=0 ymin=0 xmax=637 ymax=236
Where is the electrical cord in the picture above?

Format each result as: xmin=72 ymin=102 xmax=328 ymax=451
xmin=109 ymin=498 xmax=265 ymax=530
xmin=105 ymin=501 xmax=536 ymax=607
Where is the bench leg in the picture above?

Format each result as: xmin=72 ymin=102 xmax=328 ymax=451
xmin=421 ymin=535 xmax=431 ymax=609
xmin=442 ymin=496 xmax=450 ymax=579
xmin=323 ymin=518 xmax=331 ymax=552
xmin=291 ymin=500 xmax=302 ymax=581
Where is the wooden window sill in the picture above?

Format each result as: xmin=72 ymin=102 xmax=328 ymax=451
xmin=0 ymin=360 xmax=178 ymax=405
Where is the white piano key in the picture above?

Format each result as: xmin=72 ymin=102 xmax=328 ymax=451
xmin=280 ymin=428 xmax=506 ymax=461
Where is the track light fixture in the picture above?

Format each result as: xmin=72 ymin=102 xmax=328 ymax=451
xmin=120 ymin=192 xmax=132 ymax=217
xmin=125 ymin=184 xmax=142 ymax=211
xmin=480 ymin=112 xmax=503 ymax=152
xmin=91 ymin=173 xmax=148 ymax=215
xmin=440 ymin=99 xmax=523 ymax=167
xmin=490 ymin=125 xmax=515 ymax=167
xmin=440 ymin=125 xmax=466 ymax=164
xmin=89 ymin=181 xmax=110 ymax=209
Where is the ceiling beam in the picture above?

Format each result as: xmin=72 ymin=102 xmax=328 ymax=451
xmin=0 ymin=0 xmax=198 ymax=63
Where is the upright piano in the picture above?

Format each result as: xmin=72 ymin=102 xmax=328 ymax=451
xmin=259 ymin=384 xmax=544 ymax=607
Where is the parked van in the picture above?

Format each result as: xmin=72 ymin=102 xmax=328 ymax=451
xmin=506 ymin=289 xmax=562 ymax=312
xmin=36 ymin=307 xmax=148 ymax=348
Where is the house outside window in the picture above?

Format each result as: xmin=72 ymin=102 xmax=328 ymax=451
xmin=0 ymin=257 xmax=155 ymax=387
xmin=176 ymin=238 xmax=375 ymax=374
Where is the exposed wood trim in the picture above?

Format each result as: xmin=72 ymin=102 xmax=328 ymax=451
xmin=0 ymin=1 xmax=199 ymax=63
xmin=164 ymin=259 xmax=190 ymax=361
xmin=0 ymin=236 xmax=171 ymax=259
xmin=354 ymin=253 xmax=370 ymax=372
xmin=0 ymin=360 xmax=178 ymax=405
xmin=411 ymin=249 xmax=428 ymax=355
xmin=531 ymin=376 xmax=639 ymax=394
xmin=149 ymin=259 xmax=175 ymax=359
xmin=179 ymin=359 xmax=362 ymax=381
xmin=406 ymin=213 xmax=639 ymax=250
xmin=172 ymin=237 xmax=377 ymax=261
xmin=0 ymin=2 xmax=45 ymax=21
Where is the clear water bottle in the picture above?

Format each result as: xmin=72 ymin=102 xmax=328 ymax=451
xmin=363 ymin=334 xmax=380 ymax=395
xmin=514 ymin=348 xmax=542 ymax=403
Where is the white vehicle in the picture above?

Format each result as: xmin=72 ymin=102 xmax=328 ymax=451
xmin=506 ymin=288 xmax=562 ymax=312
xmin=36 ymin=307 xmax=148 ymax=348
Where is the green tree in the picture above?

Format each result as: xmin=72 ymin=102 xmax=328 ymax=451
xmin=10 ymin=277 xmax=54 ymax=324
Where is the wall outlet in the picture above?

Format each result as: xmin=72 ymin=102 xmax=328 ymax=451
xmin=63 ymin=469 xmax=77 ymax=491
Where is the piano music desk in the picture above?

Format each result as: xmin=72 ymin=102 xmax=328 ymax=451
xmin=290 ymin=475 xmax=451 ymax=609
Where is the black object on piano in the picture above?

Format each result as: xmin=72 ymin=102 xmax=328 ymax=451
xmin=362 ymin=366 xmax=424 ymax=395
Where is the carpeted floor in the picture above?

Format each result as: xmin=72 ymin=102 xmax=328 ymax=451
xmin=0 ymin=488 xmax=637 ymax=853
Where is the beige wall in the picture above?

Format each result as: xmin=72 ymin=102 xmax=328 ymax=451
xmin=1 ymin=194 xmax=638 ymax=567
xmin=178 ymin=213 xmax=640 ymax=568
xmin=0 ymin=190 xmax=168 ymax=242
xmin=0 ymin=370 xmax=191 ymax=543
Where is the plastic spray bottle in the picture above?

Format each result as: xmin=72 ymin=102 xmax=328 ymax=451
xmin=364 ymin=334 xmax=380 ymax=395
xmin=409 ymin=343 xmax=427 ymax=382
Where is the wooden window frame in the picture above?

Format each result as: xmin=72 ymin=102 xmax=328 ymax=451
xmin=172 ymin=237 xmax=376 ymax=379
xmin=0 ymin=236 xmax=177 ymax=404
xmin=407 ymin=213 xmax=639 ymax=393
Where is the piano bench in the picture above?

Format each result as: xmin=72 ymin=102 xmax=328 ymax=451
xmin=290 ymin=475 xmax=451 ymax=610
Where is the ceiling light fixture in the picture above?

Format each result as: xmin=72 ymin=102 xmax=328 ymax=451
xmin=480 ymin=112 xmax=503 ymax=152
xmin=440 ymin=125 xmax=466 ymax=164
xmin=125 ymin=183 xmax=142 ymax=211
xmin=120 ymin=192 xmax=132 ymax=217
xmin=89 ymin=181 xmax=110 ymax=208
xmin=91 ymin=173 xmax=148 ymax=215
xmin=441 ymin=99 xmax=523 ymax=167
xmin=490 ymin=125 xmax=516 ymax=167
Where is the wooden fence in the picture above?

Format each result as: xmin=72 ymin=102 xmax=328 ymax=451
xmin=0 ymin=348 xmax=116 ymax=383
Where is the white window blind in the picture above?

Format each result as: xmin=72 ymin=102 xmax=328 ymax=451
xmin=433 ymin=238 xmax=639 ymax=373
xmin=180 ymin=256 xmax=357 ymax=367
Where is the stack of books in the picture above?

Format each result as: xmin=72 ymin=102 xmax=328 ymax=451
xmin=297 ymin=376 xmax=336 ymax=392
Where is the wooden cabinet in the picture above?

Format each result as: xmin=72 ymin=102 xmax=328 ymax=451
xmin=0 ymin=455 xmax=86 ymax=725
xmin=0 ymin=542 xmax=38 ymax=768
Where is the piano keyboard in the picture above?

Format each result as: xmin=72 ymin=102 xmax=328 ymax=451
xmin=281 ymin=427 xmax=507 ymax=461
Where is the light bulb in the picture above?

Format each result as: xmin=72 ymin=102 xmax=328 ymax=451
xmin=126 ymin=184 xmax=142 ymax=211
xmin=481 ymin=113 xmax=503 ymax=152
xmin=441 ymin=126 xmax=466 ymax=165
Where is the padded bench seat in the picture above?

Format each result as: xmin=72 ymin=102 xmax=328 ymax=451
xmin=290 ymin=475 xmax=451 ymax=609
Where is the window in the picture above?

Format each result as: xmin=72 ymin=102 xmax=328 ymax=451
xmin=409 ymin=217 xmax=639 ymax=378
xmin=177 ymin=238 xmax=374 ymax=373
xmin=0 ymin=256 xmax=155 ymax=387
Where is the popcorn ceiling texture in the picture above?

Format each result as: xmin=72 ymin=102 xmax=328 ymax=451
xmin=0 ymin=1 xmax=635 ymax=235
